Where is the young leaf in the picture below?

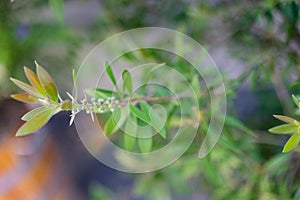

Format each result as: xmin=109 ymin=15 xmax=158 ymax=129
xmin=122 ymin=70 xmax=133 ymax=94
xmin=36 ymin=63 xmax=58 ymax=102
xmin=49 ymin=0 xmax=64 ymax=25
xmin=11 ymin=93 xmax=39 ymax=103
xmin=85 ymin=88 xmax=116 ymax=99
xmin=72 ymin=69 xmax=78 ymax=99
xmin=137 ymin=126 xmax=153 ymax=153
xmin=123 ymin=115 xmax=137 ymax=151
xmin=269 ymin=124 xmax=298 ymax=134
xmin=105 ymin=61 xmax=120 ymax=92
xmin=129 ymin=103 xmax=151 ymax=123
xmin=21 ymin=106 xmax=49 ymax=121
xmin=24 ymin=67 xmax=47 ymax=97
xmin=273 ymin=115 xmax=298 ymax=124
xmin=16 ymin=107 xmax=56 ymax=136
xmin=283 ymin=132 xmax=300 ymax=153
xmin=61 ymin=100 xmax=72 ymax=110
xmin=10 ymin=78 xmax=40 ymax=97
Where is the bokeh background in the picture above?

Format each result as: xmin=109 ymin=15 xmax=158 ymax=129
xmin=1 ymin=0 xmax=300 ymax=199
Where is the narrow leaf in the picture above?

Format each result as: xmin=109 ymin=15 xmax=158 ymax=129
xmin=61 ymin=100 xmax=73 ymax=110
xmin=11 ymin=93 xmax=39 ymax=103
xmin=105 ymin=61 xmax=119 ymax=92
xmin=10 ymin=78 xmax=40 ymax=97
xmin=269 ymin=124 xmax=298 ymax=134
xmin=103 ymin=109 xmax=127 ymax=136
xmin=129 ymin=103 xmax=150 ymax=123
xmin=122 ymin=70 xmax=133 ymax=94
xmin=16 ymin=107 xmax=56 ymax=136
xmin=123 ymin=115 xmax=137 ymax=151
xmin=292 ymin=94 xmax=299 ymax=108
xmin=21 ymin=106 xmax=49 ymax=121
xmin=24 ymin=67 xmax=47 ymax=97
xmin=140 ymin=101 xmax=166 ymax=138
xmin=273 ymin=115 xmax=298 ymax=124
xmin=138 ymin=126 xmax=153 ymax=153
xmin=36 ymin=63 xmax=58 ymax=102
xmin=283 ymin=132 xmax=300 ymax=153
xmin=49 ymin=0 xmax=64 ymax=25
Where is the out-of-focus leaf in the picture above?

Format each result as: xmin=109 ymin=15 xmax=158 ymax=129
xmin=36 ymin=63 xmax=58 ymax=102
xmin=283 ymin=132 xmax=300 ymax=153
xmin=225 ymin=115 xmax=254 ymax=136
xmin=10 ymin=93 xmax=39 ymax=103
xmin=123 ymin=115 xmax=137 ymax=151
xmin=24 ymin=67 xmax=47 ymax=97
xmin=138 ymin=126 xmax=152 ymax=153
xmin=105 ymin=61 xmax=119 ymax=92
xmin=191 ymin=75 xmax=201 ymax=98
xmin=16 ymin=107 xmax=56 ymax=136
xmin=292 ymin=94 xmax=299 ymax=108
xmin=122 ymin=69 xmax=132 ymax=94
xmin=49 ymin=0 xmax=64 ymax=25
xmin=273 ymin=115 xmax=297 ymax=124
xmin=21 ymin=106 xmax=49 ymax=121
xmin=144 ymin=63 xmax=165 ymax=85
xmin=10 ymin=78 xmax=40 ymax=97
xmin=72 ymin=69 xmax=78 ymax=98
xmin=129 ymin=103 xmax=151 ymax=123
xmin=85 ymin=88 xmax=116 ymax=99
xmin=268 ymin=124 xmax=298 ymax=134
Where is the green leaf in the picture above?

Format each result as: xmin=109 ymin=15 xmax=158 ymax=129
xmin=129 ymin=103 xmax=151 ymax=123
xmin=283 ymin=132 xmax=300 ymax=153
xmin=11 ymin=93 xmax=39 ymax=103
xmin=225 ymin=115 xmax=254 ymax=136
xmin=292 ymin=94 xmax=299 ymax=108
xmin=49 ymin=0 xmax=64 ymax=25
xmin=140 ymin=101 xmax=166 ymax=138
xmin=21 ymin=106 xmax=49 ymax=121
xmin=123 ymin=115 xmax=137 ymax=151
xmin=36 ymin=63 xmax=58 ymax=102
xmin=10 ymin=78 xmax=40 ymax=97
xmin=273 ymin=115 xmax=298 ymax=124
xmin=144 ymin=63 xmax=165 ymax=85
xmin=122 ymin=70 xmax=133 ymax=94
xmin=85 ymin=88 xmax=116 ymax=99
xmin=103 ymin=108 xmax=127 ymax=136
xmin=16 ymin=107 xmax=56 ymax=136
xmin=24 ymin=67 xmax=47 ymax=97
xmin=138 ymin=126 xmax=153 ymax=153
xmin=72 ymin=69 xmax=78 ymax=98
xmin=269 ymin=124 xmax=298 ymax=134
xmin=105 ymin=61 xmax=120 ymax=92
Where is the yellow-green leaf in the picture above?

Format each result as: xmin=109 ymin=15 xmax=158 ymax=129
xmin=24 ymin=66 xmax=47 ymax=97
xmin=273 ymin=115 xmax=297 ymax=124
xmin=11 ymin=93 xmax=39 ymax=103
xmin=10 ymin=78 xmax=40 ymax=97
xmin=269 ymin=124 xmax=298 ymax=134
xmin=61 ymin=100 xmax=72 ymax=110
xmin=283 ymin=132 xmax=300 ymax=153
xmin=16 ymin=107 xmax=56 ymax=136
xmin=36 ymin=63 xmax=58 ymax=102
xmin=21 ymin=106 xmax=49 ymax=121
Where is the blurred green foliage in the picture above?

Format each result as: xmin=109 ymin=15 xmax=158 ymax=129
xmin=2 ymin=0 xmax=300 ymax=200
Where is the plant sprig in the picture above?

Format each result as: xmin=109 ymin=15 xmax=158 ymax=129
xmin=269 ymin=95 xmax=300 ymax=153
xmin=10 ymin=61 xmax=190 ymax=153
